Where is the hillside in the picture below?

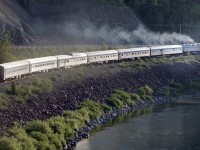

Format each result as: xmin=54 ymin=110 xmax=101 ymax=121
xmin=0 ymin=0 xmax=140 ymax=45
xmin=0 ymin=0 xmax=199 ymax=45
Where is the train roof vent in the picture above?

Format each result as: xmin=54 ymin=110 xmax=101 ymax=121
xmin=68 ymin=52 xmax=80 ymax=56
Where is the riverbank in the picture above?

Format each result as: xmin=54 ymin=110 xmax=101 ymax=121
xmin=65 ymin=97 xmax=170 ymax=150
xmin=1 ymin=56 xmax=200 ymax=149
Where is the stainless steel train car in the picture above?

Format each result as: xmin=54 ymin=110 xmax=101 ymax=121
xmin=0 ymin=44 xmax=200 ymax=82
xmin=86 ymin=50 xmax=118 ymax=64
xmin=27 ymin=56 xmax=58 ymax=73
xmin=182 ymin=43 xmax=200 ymax=53
xmin=150 ymin=45 xmax=183 ymax=56
xmin=0 ymin=60 xmax=30 ymax=81
xmin=68 ymin=53 xmax=87 ymax=66
xmin=118 ymin=47 xmax=150 ymax=60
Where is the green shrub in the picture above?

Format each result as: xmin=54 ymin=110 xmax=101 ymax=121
xmin=50 ymin=76 xmax=57 ymax=81
xmin=48 ymin=120 xmax=65 ymax=135
xmin=8 ymin=127 xmax=35 ymax=150
xmin=76 ymin=108 xmax=90 ymax=122
xmin=48 ymin=134 xmax=63 ymax=150
xmin=130 ymin=93 xmax=141 ymax=101
xmin=30 ymin=131 xmax=48 ymax=141
xmin=25 ymin=121 xmax=52 ymax=134
xmin=138 ymin=85 xmax=153 ymax=100
xmin=32 ymin=77 xmax=52 ymax=93
xmin=35 ymin=141 xmax=56 ymax=150
xmin=12 ymin=95 xmax=25 ymax=104
xmin=107 ymin=95 xmax=124 ymax=109
xmin=100 ymin=103 xmax=112 ymax=112
xmin=5 ymin=82 xmax=18 ymax=95
xmin=78 ymin=100 xmax=104 ymax=119
xmin=0 ymin=137 xmax=22 ymax=150
xmin=64 ymin=110 xmax=86 ymax=127
xmin=113 ymin=90 xmax=135 ymax=106
xmin=0 ymin=94 xmax=9 ymax=109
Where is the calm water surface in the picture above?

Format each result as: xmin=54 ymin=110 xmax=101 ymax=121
xmin=75 ymin=104 xmax=200 ymax=150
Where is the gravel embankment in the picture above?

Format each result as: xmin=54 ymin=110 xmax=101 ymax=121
xmin=0 ymin=62 xmax=200 ymax=136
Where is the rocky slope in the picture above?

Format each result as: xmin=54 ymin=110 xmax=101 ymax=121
xmin=0 ymin=0 xmax=139 ymax=45
xmin=0 ymin=61 xmax=200 ymax=136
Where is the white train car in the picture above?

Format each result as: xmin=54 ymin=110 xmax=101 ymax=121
xmin=117 ymin=47 xmax=150 ymax=60
xmin=56 ymin=55 xmax=73 ymax=68
xmin=68 ymin=53 xmax=87 ymax=66
xmin=182 ymin=43 xmax=200 ymax=53
xmin=0 ymin=60 xmax=30 ymax=81
xmin=150 ymin=45 xmax=183 ymax=56
xmin=86 ymin=50 xmax=118 ymax=64
xmin=27 ymin=56 xmax=58 ymax=73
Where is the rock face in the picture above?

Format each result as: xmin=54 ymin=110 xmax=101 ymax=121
xmin=0 ymin=0 xmax=38 ymax=45
xmin=0 ymin=0 xmax=140 ymax=45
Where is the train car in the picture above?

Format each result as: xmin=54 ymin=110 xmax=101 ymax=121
xmin=27 ymin=56 xmax=58 ymax=73
xmin=117 ymin=47 xmax=150 ymax=60
xmin=67 ymin=53 xmax=87 ymax=66
xmin=86 ymin=50 xmax=118 ymax=64
xmin=0 ymin=60 xmax=30 ymax=81
xmin=56 ymin=55 xmax=73 ymax=68
xmin=150 ymin=45 xmax=183 ymax=56
xmin=182 ymin=43 xmax=200 ymax=53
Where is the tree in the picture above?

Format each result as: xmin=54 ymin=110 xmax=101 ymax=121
xmin=0 ymin=32 xmax=14 ymax=63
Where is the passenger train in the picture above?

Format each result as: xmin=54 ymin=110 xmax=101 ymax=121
xmin=0 ymin=43 xmax=200 ymax=82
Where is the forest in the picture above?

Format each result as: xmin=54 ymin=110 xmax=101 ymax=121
xmin=123 ymin=0 xmax=200 ymax=31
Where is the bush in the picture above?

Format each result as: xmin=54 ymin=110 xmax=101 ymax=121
xmin=32 ymin=77 xmax=52 ymax=93
xmin=12 ymin=95 xmax=25 ymax=104
xmin=78 ymin=100 xmax=104 ymax=119
xmin=0 ymin=94 xmax=9 ymax=109
xmin=107 ymin=95 xmax=124 ymax=109
xmin=113 ymin=90 xmax=135 ymax=106
xmin=48 ymin=134 xmax=63 ymax=150
xmin=0 ymin=137 xmax=22 ymax=150
xmin=30 ymin=131 xmax=48 ymax=142
xmin=35 ymin=141 xmax=55 ymax=150
xmin=130 ymin=93 xmax=141 ymax=101
xmin=138 ymin=85 xmax=153 ymax=100
xmin=25 ymin=121 xmax=52 ymax=134
xmin=8 ymin=127 xmax=35 ymax=150
xmin=107 ymin=90 xmax=135 ymax=108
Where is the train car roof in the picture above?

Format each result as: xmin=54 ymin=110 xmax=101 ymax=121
xmin=0 ymin=60 xmax=29 ymax=69
xmin=27 ymin=56 xmax=57 ymax=64
xmin=117 ymin=47 xmax=150 ymax=53
xmin=150 ymin=45 xmax=182 ymax=50
xmin=85 ymin=50 xmax=118 ymax=56
xmin=55 ymin=55 xmax=73 ymax=59
xmin=182 ymin=43 xmax=200 ymax=46
xmin=68 ymin=52 xmax=87 ymax=58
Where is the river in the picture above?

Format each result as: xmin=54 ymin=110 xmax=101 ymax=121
xmin=75 ymin=103 xmax=200 ymax=150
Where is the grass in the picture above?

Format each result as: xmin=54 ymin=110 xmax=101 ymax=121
xmin=157 ymin=78 xmax=200 ymax=97
xmin=2 ymin=77 xmax=53 ymax=105
xmin=0 ymin=94 xmax=9 ymax=109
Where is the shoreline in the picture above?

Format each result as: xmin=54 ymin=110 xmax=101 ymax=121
xmin=67 ymin=94 xmax=200 ymax=150
xmin=64 ymin=96 xmax=177 ymax=150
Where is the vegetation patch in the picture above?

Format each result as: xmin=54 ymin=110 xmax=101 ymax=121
xmin=0 ymin=85 xmax=153 ymax=150
xmin=2 ymin=77 xmax=52 ymax=106
xmin=158 ymin=78 xmax=200 ymax=97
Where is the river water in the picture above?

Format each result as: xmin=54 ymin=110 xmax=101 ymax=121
xmin=75 ymin=103 xmax=200 ymax=150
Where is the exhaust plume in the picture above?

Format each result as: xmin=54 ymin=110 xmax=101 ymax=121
xmin=65 ymin=23 xmax=194 ymax=45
